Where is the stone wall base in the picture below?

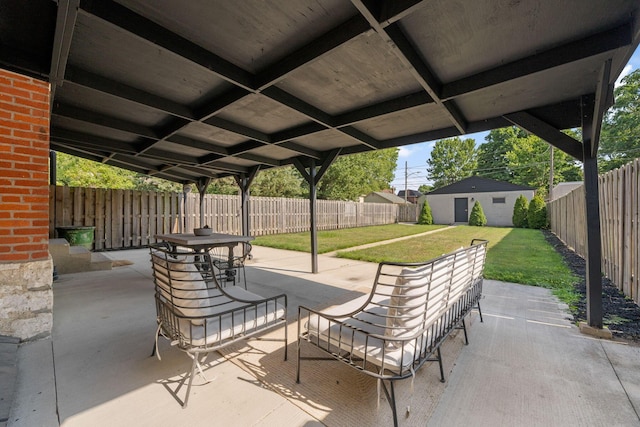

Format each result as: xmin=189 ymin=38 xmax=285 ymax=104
xmin=0 ymin=256 xmax=53 ymax=340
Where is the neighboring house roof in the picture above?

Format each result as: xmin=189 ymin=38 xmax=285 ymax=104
xmin=427 ymin=176 xmax=535 ymax=195
xmin=550 ymin=181 xmax=583 ymax=200
xmin=365 ymin=191 xmax=408 ymax=204
xmin=397 ymin=189 xmax=423 ymax=198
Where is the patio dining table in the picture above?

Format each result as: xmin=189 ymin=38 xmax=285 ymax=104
xmin=155 ymin=232 xmax=255 ymax=282
xmin=155 ymin=232 xmax=254 ymax=252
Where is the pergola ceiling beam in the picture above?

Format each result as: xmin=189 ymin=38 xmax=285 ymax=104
xmin=351 ymin=0 xmax=467 ymax=134
xmin=49 ymin=0 xmax=79 ymax=102
xmin=441 ymin=22 xmax=633 ymax=100
xmin=339 ymin=127 xmax=380 ymax=149
xmin=590 ymin=60 xmax=613 ymax=158
xmin=51 ymin=141 xmax=188 ymax=182
xmin=196 ymin=160 xmax=249 ymax=174
xmin=65 ymin=66 xmax=195 ymax=120
xmin=164 ymin=135 xmax=228 ymax=156
xmin=262 ymin=86 xmax=384 ymax=149
xmin=254 ymin=15 xmax=372 ymax=89
xmin=384 ymin=23 xmax=466 ymax=133
xmin=144 ymin=148 xmax=201 ymax=165
xmin=271 ymin=122 xmax=328 ymax=143
xmin=503 ymin=111 xmax=584 ymax=161
xmin=277 ymin=142 xmax=322 ymax=159
xmin=203 ymin=117 xmax=271 ymax=144
xmin=262 ymin=87 xmax=335 ymax=127
xmin=50 ymin=141 xmax=110 ymax=164
xmin=227 ymin=140 xmax=267 ymax=156
xmin=51 ymin=129 xmax=139 ymax=154
xmin=377 ymin=126 xmax=461 ymax=150
xmin=238 ymin=153 xmax=280 ymax=167
xmin=334 ymin=91 xmax=433 ymax=127
xmin=52 ymin=103 xmax=159 ymax=139
xmin=79 ymin=0 xmax=254 ymax=90
xmin=194 ymin=87 xmax=251 ymax=120
xmin=378 ymin=0 xmax=428 ymax=26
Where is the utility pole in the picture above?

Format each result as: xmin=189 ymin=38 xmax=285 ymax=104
xmin=404 ymin=161 xmax=408 ymax=204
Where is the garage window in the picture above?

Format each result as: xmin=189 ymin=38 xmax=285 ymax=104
xmin=493 ymin=197 xmax=506 ymax=204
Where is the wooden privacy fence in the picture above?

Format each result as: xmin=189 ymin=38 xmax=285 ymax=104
xmin=50 ymin=186 xmax=417 ymax=250
xmin=49 ymin=186 xmax=182 ymax=250
xmin=548 ymin=158 xmax=640 ymax=305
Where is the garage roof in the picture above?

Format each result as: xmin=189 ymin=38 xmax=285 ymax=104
xmin=1 ymin=0 xmax=639 ymax=184
xmin=428 ymin=176 xmax=535 ymax=195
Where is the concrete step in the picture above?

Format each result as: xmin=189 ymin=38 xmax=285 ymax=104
xmin=48 ymin=238 xmax=71 ymax=258
xmin=50 ymin=239 xmax=112 ymax=274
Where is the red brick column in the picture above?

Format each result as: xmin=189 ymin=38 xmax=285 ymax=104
xmin=0 ymin=68 xmax=52 ymax=340
xmin=0 ymin=69 xmax=50 ymax=260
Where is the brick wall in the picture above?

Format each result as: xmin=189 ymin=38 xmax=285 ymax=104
xmin=0 ymin=68 xmax=51 ymax=262
xmin=0 ymin=68 xmax=52 ymax=340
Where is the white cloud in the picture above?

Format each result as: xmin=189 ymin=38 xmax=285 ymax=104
xmin=615 ymin=64 xmax=633 ymax=87
xmin=398 ymin=146 xmax=413 ymax=158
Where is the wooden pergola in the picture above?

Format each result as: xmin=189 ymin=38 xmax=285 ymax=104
xmin=1 ymin=0 xmax=639 ymax=328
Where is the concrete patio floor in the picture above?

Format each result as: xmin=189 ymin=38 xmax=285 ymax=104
xmin=6 ymin=246 xmax=640 ymax=426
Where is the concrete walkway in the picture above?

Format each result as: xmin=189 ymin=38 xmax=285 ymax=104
xmin=6 ymin=246 xmax=640 ymax=426
xmin=322 ymin=225 xmax=454 ymax=257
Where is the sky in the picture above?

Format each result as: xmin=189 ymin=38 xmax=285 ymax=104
xmin=391 ymin=45 xmax=640 ymax=193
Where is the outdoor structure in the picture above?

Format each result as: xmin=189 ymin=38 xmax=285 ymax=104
xmin=397 ymin=189 xmax=423 ymax=204
xmin=421 ymin=177 xmax=535 ymax=227
xmin=1 ymin=0 xmax=639 ymax=338
xmin=550 ymin=181 xmax=583 ymax=201
xmin=363 ymin=191 xmax=408 ymax=205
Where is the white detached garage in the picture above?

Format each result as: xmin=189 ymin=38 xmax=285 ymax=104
xmin=419 ymin=177 xmax=535 ymax=226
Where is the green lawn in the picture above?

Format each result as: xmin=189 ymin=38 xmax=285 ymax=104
xmin=254 ymin=224 xmax=580 ymax=306
xmin=337 ymin=226 xmax=580 ymax=306
xmin=252 ymin=223 xmax=445 ymax=253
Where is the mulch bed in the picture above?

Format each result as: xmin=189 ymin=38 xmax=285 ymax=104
xmin=543 ymin=230 xmax=640 ymax=342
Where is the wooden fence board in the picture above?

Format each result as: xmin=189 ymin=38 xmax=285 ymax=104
xmin=549 ymin=160 xmax=640 ymax=305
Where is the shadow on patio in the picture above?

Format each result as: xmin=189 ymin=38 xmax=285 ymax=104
xmin=8 ymin=246 xmax=640 ymax=426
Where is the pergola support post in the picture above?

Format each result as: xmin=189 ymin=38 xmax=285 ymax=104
xmin=294 ymin=149 xmax=341 ymax=273
xmin=309 ymin=160 xmax=318 ymax=273
xmin=582 ymin=95 xmax=604 ymax=328
xmin=234 ymin=166 xmax=260 ymax=237
xmin=196 ymin=177 xmax=212 ymax=228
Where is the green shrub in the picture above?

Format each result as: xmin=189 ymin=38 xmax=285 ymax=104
xmin=527 ymin=194 xmax=548 ymax=229
xmin=512 ymin=195 xmax=529 ymax=228
xmin=418 ymin=200 xmax=433 ymax=224
xmin=468 ymin=201 xmax=487 ymax=226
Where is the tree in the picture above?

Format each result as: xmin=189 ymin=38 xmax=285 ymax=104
xmin=251 ymin=166 xmax=304 ymax=198
xmin=418 ymin=200 xmax=433 ymax=224
xmin=512 ymin=194 xmax=529 ymax=228
xmin=468 ymin=201 xmax=487 ymax=226
xmin=56 ymin=152 xmax=182 ymax=191
xmin=503 ymin=130 xmax=582 ymax=197
xmin=527 ymin=194 xmax=547 ymax=229
xmin=427 ymin=137 xmax=477 ymax=189
xmin=599 ymin=69 xmax=640 ymax=172
xmin=418 ymin=184 xmax=432 ymax=194
xmin=475 ymin=127 xmax=524 ymax=182
xmin=317 ymin=148 xmax=398 ymax=201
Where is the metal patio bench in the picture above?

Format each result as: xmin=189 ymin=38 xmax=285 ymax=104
xmin=149 ymin=243 xmax=287 ymax=408
xmin=297 ymin=239 xmax=488 ymax=426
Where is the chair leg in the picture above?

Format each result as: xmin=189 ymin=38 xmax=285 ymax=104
xmin=241 ymin=265 xmax=247 ymax=289
xmin=183 ymin=352 xmax=199 ymax=409
xmin=462 ymin=318 xmax=469 ymax=345
xmin=437 ymin=347 xmax=445 ymax=383
xmin=380 ymin=380 xmax=399 ymax=427
xmin=477 ymin=300 xmax=484 ymax=322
